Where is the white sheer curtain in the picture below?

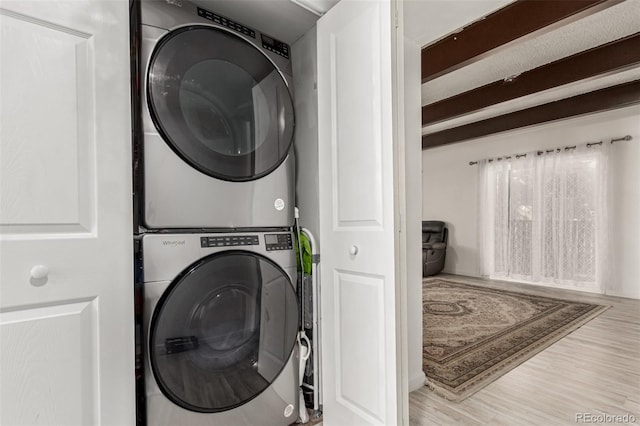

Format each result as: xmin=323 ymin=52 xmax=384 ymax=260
xmin=477 ymin=144 xmax=609 ymax=292
xmin=477 ymin=157 xmax=511 ymax=277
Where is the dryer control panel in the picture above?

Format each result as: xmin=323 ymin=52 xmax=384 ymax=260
xmin=261 ymin=34 xmax=289 ymax=59
xmin=197 ymin=7 xmax=256 ymax=38
xmin=265 ymin=233 xmax=293 ymax=251
xmin=200 ymin=235 xmax=259 ymax=247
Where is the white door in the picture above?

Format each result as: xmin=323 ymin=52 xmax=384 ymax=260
xmin=0 ymin=1 xmax=134 ymax=425
xmin=317 ymin=0 xmax=406 ymax=424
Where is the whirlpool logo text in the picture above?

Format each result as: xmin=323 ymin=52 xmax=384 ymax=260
xmin=161 ymin=240 xmax=186 ymax=246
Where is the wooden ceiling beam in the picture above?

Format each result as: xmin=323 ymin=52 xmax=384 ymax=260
xmin=421 ymin=80 xmax=640 ymax=149
xmin=422 ymin=33 xmax=640 ymax=126
xmin=421 ymin=0 xmax=625 ymax=83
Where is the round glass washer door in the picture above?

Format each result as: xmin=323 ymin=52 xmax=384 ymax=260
xmin=147 ymin=26 xmax=295 ymax=182
xmin=149 ymin=251 xmax=298 ymax=413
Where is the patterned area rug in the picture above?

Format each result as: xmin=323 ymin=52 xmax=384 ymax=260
xmin=423 ymin=277 xmax=609 ymax=401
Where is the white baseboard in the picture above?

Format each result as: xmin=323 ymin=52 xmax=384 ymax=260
xmin=443 ymin=268 xmax=479 ymax=278
xmin=606 ymin=289 xmax=640 ymax=300
xmin=408 ymin=371 xmax=426 ymax=392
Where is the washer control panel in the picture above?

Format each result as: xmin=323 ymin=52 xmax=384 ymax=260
xmin=200 ymin=235 xmax=259 ymax=248
xmin=265 ymin=233 xmax=293 ymax=251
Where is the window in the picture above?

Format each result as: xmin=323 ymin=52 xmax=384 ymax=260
xmin=477 ymin=145 xmax=609 ymax=291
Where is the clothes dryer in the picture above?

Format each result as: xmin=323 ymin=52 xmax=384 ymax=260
xmin=142 ymin=232 xmax=299 ymax=425
xmin=139 ymin=0 xmax=295 ymax=229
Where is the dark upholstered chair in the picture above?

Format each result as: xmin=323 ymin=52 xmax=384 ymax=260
xmin=422 ymin=221 xmax=448 ymax=277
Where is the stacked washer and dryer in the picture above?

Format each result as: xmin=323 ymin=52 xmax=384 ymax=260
xmin=137 ymin=0 xmax=299 ymax=424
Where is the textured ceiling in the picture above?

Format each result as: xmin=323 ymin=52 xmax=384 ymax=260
xmin=422 ymin=0 xmax=640 ymax=105
xmin=410 ymin=0 xmax=640 ymax=134
xmin=422 ymin=67 xmax=640 ymax=134
xmin=403 ymin=0 xmax=513 ymax=48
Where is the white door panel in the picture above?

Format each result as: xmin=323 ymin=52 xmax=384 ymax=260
xmin=0 ymin=8 xmax=95 ymax=235
xmin=329 ymin=9 xmax=385 ymax=229
xmin=1 ymin=300 xmax=98 ymax=425
xmin=317 ymin=0 xmax=404 ymax=424
xmin=333 ymin=270 xmax=386 ymax=420
xmin=0 ymin=1 xmax=134 ymax=425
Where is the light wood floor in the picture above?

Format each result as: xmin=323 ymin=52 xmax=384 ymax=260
xmin=410 ymin=274 xmax=640 ymax=425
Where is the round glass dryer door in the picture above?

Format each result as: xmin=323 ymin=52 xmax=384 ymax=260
xmin=147 ymin=26 xmax=295 ymax=182
xmin=149 ymin=251 xmax=298 ymax=412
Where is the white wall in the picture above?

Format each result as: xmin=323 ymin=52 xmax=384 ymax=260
xmin=292 ymin=28 xmax=320 ymax=248
xmin=403 ymin=37 xmax=425 ymax=392
xmin=422 ymin=105 xmax=640 ymax=299
xmin=403 ymin=0 xmax=511 ymax=48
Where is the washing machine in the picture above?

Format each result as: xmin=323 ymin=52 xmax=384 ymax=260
xmin=142 ymin=232 xmax=299 ymax=425
xmin=139 ymin=0 xmax=295 ymax=229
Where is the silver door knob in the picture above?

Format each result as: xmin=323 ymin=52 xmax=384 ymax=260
xmin=349 ymin=245 xmax=358 ymax=255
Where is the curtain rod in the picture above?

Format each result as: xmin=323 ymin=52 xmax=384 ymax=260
xmin=468 ymin=135 xmax=633 ymax=166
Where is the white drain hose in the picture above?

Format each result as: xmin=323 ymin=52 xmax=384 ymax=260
xmin=297 ymin=331 xmax=311 ymax=423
